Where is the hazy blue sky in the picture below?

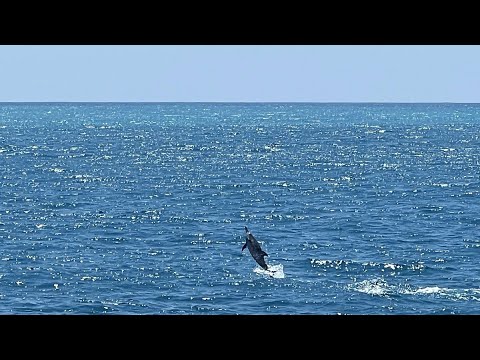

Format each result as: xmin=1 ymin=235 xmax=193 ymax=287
xmin=0 ymin=45 xmax=479 ymax=102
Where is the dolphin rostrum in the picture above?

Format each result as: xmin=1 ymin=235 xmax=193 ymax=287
xmin=242 ymin=226 xmax=269 ymax=270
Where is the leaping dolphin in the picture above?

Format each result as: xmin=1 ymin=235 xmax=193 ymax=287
xmin=242 ymin=226 xmax=268 ymax=270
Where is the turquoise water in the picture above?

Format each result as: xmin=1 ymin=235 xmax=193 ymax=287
xmin=1 ymin=102 xmax=480 ymax=314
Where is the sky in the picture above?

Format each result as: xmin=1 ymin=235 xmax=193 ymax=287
xmin=0 ymin=45 xmax=479 ymax=102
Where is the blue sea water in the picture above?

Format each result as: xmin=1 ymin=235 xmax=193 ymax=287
xmin=1 ymin=102 xmax=480 ymax=314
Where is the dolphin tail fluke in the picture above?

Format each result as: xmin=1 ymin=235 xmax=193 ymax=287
xmin=245 ymin=226 xmax=249 ymax=233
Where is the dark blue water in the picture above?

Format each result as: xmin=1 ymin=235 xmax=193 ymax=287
xmin=1 ymin=102 xmax=479 ymax=314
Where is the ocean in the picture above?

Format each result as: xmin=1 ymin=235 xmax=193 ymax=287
xmin=1 ymin=102 xmax=479 ymax=314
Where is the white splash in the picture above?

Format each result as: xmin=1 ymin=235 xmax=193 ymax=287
xmin=353 ymin=279 xmax=390 ymax=296
xmin=253 ymin=263 xmax=284 ymax=279
xmin=413 ymin=286 xmax=445 ymax=294
xmin=384 ymin=263 xmax=399 ymax=270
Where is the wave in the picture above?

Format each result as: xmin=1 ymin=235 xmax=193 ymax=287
xmin=310 ymin=258 xmax=426 ymax=272
xmin=348 ymin=278 xmax=480 ymax=301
